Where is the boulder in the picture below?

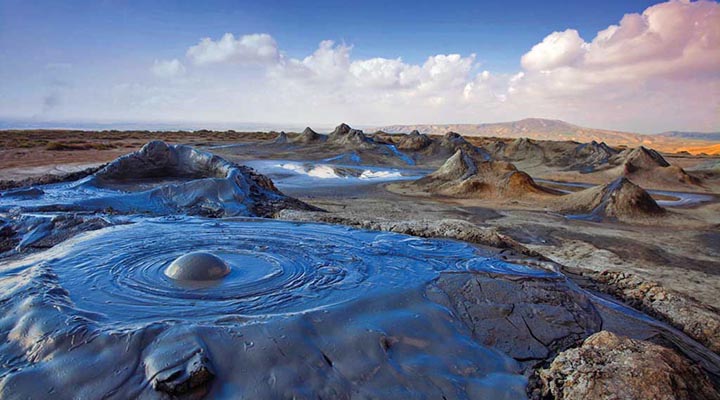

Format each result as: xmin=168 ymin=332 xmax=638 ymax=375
xmin=536 ymin=331 xmax=719 ymax=400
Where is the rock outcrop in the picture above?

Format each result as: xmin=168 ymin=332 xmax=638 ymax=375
xmin=556 ymin=177 xmax=664 ymax=220
xmin=414 ymin=150 xmax=556 ymax=198
xmin=536 ymin=331 xmax=719 ymax=400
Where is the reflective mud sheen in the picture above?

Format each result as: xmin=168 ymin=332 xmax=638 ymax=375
xmin=243 ymin=159 xmax=428 ymax=189
xmin=44 ymin=218 xmax=550 ymax=326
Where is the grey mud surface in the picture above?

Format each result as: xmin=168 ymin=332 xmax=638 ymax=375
xmin=0 ymin=137 xmax=719 ymax=399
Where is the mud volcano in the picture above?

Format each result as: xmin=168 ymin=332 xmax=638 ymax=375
xmin=413 ymin=149 xmax=557 ymax=198
xmin=557 ymin=177 xmax=665 ymax=221
xmin=0 ymin=217 xmax=613 ymax=398
xmin=0 ymin=141 xmax=314 ymax=217
xmin=165 ymin=252 xmax=231 ymax=281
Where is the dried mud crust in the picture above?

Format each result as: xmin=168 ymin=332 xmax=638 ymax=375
xmin=431 ymin=271 xmax=602 ymax=368
xmin=578 ymin=270 xmax=720 ymax=355
xmin=0 ymin=165 xmax=105 ymax=191
xmin=275 ymin=209 xmax=554 ymax=262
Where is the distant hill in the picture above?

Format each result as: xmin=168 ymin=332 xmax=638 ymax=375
xmin=673 ymin=143 xmax=720 ymax=155
xmin=656 ymin=131 xmax=720 ymax=141
xmin=376 ymin=118 xmax=720 ymax=154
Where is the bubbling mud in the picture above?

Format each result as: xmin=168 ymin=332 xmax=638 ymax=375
xmin=43 ymin=217 xmax=551 ymax=326
xmin=164 ymin=252 xmax=231 ymax=281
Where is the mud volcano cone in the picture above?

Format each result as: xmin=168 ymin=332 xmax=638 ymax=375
xmin=397 ymin=130 xmax=433 ymax=151
xmin=291 ymin=127 xmax=323 ymax=144
xmin=558 ymin=177 xmax=665 ymax=219
xmin=415 ymin=150 xmax=554 ymax=198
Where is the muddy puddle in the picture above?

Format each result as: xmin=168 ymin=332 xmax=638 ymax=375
xmin=243 ymin=160 xmax=429 ymax=190
xmin=0 ymin=216 xmax=561 ymax=398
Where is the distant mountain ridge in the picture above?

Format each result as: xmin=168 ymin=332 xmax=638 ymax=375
xmin=375 ymin=118 xmax=720 ymax=154
xmin=656 ymin=131 xmax=720 ymax=141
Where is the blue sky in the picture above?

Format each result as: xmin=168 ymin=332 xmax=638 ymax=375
xmin=2 ymin=0 xmax=659 ymax=71
xmin=1 ymin=0 xmax=718 ymax=132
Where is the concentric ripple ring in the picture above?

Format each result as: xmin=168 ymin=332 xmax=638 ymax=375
xmin=39 ymin=217 xmax=551 ymax=326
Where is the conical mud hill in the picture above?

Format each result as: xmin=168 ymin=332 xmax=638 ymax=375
xmin=571 ymin=140 xmax=618 ymax=169
xmin=414 ymin=150 xmax=555 ymax=198
xmin=397 ymin=130 xmax=433 ymax=151
xmin=612 ymin=146 xmax=700 ymax=186
xmin=327 ymin=123 xmax=374 ymax=148
xmin=290 ymin=127 xmax=324 ymax=144
xmin=432 ymin=132 xmax=491 ymax=161
xmin=273 ymin=131 xmax=288 ymax=144
xmin=557 ymin=177 xmax=665 ymax=220
xmin=621 ymin=146 xmax=670 ymax=172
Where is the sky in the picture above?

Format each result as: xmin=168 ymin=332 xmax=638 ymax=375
xmin=0 ymin=0 xmax=718 ymax=133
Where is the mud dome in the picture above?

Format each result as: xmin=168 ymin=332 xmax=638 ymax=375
xmin=165 ymin=252 xmax=231 ymax=281
xmin=0 ymin=141 xmax=311 ymax=217
xmin=0 ymin=217 xmax=600 ymax=399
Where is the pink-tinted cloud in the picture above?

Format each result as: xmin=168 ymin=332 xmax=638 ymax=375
xmin=520 ymin=0 xmax=720 ymax=81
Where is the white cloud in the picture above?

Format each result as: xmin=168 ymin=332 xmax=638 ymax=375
xmin=508 ymin=0 xmax=720 ymax=130
xmin=521 ymin=29 xmax=586 ymax=71
xmin=417 ymin=54 xmax=475 ymax=91
xmin=519 ymin=0 xmax=720 ymax=83
xmin=186 ymin=33 xmax=279 ymax=65
xmin=271 ymin=41 xmax=475 ymax=96
xmin=349 ymin=57 xmax=420 ymax=88
xmin=151 ymin=59 xmax=186 ymax=78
